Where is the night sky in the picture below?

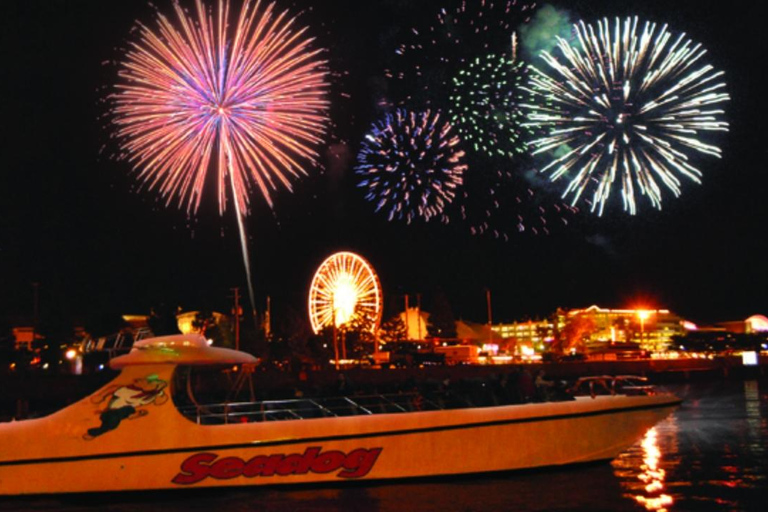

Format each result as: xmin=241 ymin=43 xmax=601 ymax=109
xmin=1 ymin=0 xmax=766 ymax=332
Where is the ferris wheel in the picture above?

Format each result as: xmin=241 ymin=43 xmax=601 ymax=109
xmin=308 ymin=252 xmax=383 ymax=334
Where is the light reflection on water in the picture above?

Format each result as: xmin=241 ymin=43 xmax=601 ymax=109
xmin=635 ymin=428 xmax=673 ymax=510
xmin=613 ymin=379 xmax=768 ymax=512
xmin=1 ymin=379 xmax=765 ymax=511
xmin=614 ymin=426 xmax=676 ymax=511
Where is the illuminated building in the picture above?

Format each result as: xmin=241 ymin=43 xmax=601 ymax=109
xmin=704 ymin=314 xmax=768 ymax=334
xmin=399 ymin=308 xmax=429 ymax=341
xmin=11 ymin=327 xmax=36 ymax=351
xmin=563 ymin=305 xmax=687 ymax=352
xmin=490 ymin=319 xmax=557 ymax=357
xmin=747 ymin=315 xmax=768 ymax=333
xmin=175 ymin=311 xmax=229 ymax=335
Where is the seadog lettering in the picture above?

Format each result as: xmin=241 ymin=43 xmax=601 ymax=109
xmin=172 ymin=447 xmax=382 ymax=485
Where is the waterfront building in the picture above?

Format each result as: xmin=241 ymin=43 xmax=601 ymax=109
xmin=490 ymin=318 xmax=556 ymax=358
xmin=563 ymin=305 xmax=687 ymax=352
xmin=704 ymin=315 xmax=768 ymax=334
xmin=399 ymin=307 xmax=429 ymax=341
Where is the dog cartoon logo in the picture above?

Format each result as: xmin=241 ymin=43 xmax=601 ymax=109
xmin=83 ymin=374 xmax=169 ymax=440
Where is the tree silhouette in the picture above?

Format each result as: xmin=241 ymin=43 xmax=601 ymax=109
xmin=379 ymin=315 xmax=407 ymax=344
xmin=555 ymin=314 xmax=596 ymax=355
xmin=148 ymin=303 xmax=181 ymax=336
xmin=427 ymin=291 xmax=457 ymax=339
xmin=192 ymin=310 xmax=235 ymax=348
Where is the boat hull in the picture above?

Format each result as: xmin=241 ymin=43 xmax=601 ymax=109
xmin=0 ymin=367 xmax=679 ymax=495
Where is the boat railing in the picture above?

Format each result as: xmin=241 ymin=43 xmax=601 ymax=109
xmin=176 ymin=390 xmax=474 ymax=425
xmin=569 ymin=375 xmax=656 ymax=398
xmin=174 ymin=375 xmax=656 ymax=425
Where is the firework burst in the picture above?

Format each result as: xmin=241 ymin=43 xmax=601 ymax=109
xmin=449 ymin=53 xmax=527 ymax=159
xmin=113 ymin=0 xmax=329 ymax=215
xmin=355 ymin=110 xmax=467 ymax=224
xmin=522 ymin=16 xmax=730 ymax=215
xmin=385 ymin=0 xmax=535 ymax=107
xmin=111 ymin=0 xmax=329 ymax=310
xmin=383 ymin=2 xmax=577 ymax=239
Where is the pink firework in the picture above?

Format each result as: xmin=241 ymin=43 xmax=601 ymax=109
xmin=111 ymin=0 xmax=329 ymax=315
xmin=112 ymin=0 xmax=330 ymax=216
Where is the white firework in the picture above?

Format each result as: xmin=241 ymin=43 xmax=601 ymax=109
xmin=522 ymin=16 xmax=730 ymax=215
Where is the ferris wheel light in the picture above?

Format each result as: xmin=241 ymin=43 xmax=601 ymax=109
xmin=332 ymin=275 xmax=359 ymax=327
xmin=308 ymin=252 xmax=383 ymax=334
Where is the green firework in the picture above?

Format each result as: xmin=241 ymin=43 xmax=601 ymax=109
xmin=449 ymin=54 xmax=527 ymax=160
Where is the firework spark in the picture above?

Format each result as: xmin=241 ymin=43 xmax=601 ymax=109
xmin=355 ymin=110 xmax=466 ymax=224
xmin=111 ymin=0 xmax=329 ymax=309
xmin=449 ymin=53 xmax=527 ymax=159
xmin=457 ymin=168 xmax=579 ymax=240
xmin=448 ymin=52 xmax=580 ymax=240
xmin=386 ymin=0 xmax=535 ymax=107
xmin=522 ymin=16 xmax=729 ymax=215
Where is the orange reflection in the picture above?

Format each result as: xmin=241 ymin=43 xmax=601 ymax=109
xmin=634 ymin=428 xmax=674 ymax=511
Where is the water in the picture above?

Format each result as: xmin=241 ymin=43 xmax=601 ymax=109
xmin=1 ymin=379 xmax=766 ymax=511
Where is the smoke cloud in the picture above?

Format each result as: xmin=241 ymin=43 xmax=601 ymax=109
xmin=519 ymin=4 xmax=574 ymax=63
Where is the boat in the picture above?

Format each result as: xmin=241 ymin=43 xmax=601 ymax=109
xmin=0 ymin=334 xmax=681 ymax=495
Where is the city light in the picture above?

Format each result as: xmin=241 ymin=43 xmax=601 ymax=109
xmin=637 ymin=310 xmax=652 ymax=322
xmin=331 ymin=274 xmax=360 ymax=327
xmin=742 ymin=352 xmax=758 ymax=366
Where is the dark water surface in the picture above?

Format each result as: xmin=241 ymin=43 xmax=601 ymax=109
xmin=2 ymin=379 xmax=766 ymax=511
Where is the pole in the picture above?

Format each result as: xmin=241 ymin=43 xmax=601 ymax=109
xmin=332 ymin=295 xmax=339 ymax=370
xmin=32 ymin=282 xmax=39 ymax=350
xmin=486 ymin=288 xmax=493 ymax=344
xmin=404 ymin=294 xmax=410 ymax=341
xmin=231 ymin=287 xmax=241 ymax=351
xmin=265 ymin=295 xmax=271 ymax=341
xmin=416 ymin=293 xmax=422 ymax=341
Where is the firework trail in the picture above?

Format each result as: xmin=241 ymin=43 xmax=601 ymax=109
xmin=111 ymin=0 xmax=329 ymax=311
xmin=355 ymin=110 xmax=467 ymax=224
xmin=522 ymin=16 xmax=729 ymax=215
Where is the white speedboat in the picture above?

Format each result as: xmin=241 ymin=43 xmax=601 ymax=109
xmin=0 ymin=334 xmax=681 ymax=495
